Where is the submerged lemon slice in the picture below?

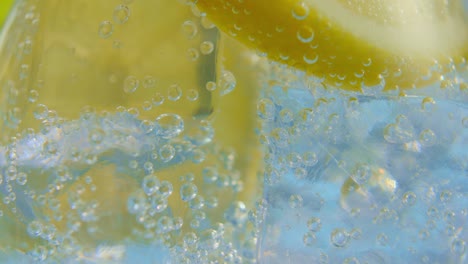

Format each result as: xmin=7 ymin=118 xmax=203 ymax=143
xmin=197 ymin=0 xmax=468 ymax=91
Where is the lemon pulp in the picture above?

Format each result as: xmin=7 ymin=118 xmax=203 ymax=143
xmin=197 ymin=0 xmax=468 ymax=91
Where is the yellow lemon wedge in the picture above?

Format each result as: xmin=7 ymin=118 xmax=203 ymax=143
xmin=197 ymin=0 xmax=468 ymax=91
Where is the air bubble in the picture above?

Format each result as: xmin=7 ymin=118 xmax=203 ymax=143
xmin=186 ymin=89 xmax=199 ymax=101
xmin=462 ymin=117 xmax=468 ymax=128
xmin=191 ymin=149 xmax=205 ymax=163
xmin=257 ymin=98 xmax=275 ymax=120
xmin=350 ymin=163 xmax=371 ymax=185
xmin=292 ymin=2 xmax=309 ymax=20
xmin=225 ymin=201 xmax=247 ymax=226
xmin=123 ymin=76 xmax=139 ymax=93
xmin=219 ymin=70 xmax=236 ymax=96
xmin=303 ymin=53 xmax=319 ymax=64
xmin=142 ymin=101 xmax=153 ymax=111
xmin=159 ymin=144 xmax=176 ymax=163
xmin=180 ymin=183 xmax=198 ymax=201
xmin=43 ymin=141 xmax=58 ymax=155
xmin=33 ymin=104 xmax=48 ymax=120
xmin=419 ymin=129 xmax=436 ymax=147
xmin=113 ymin=5 xmax=130 ymax=24
xmin=307 ymin=217 xmax=322 ymax=232
xmin=330 ymin=228 xmax=350 ymax=247
xmin=200 ymin=41 xmax=214 ymax=55
xmin=27 ymin=221 xmax=43 ymax=237
xmin=142 ymin=175 xmax=160 ymax=195
xmin=187 ymin=48 xmax=200 ymax=61
xmin=451 ymin=239 xmax=466 ymax=254
xmin=98 ymin=21 xmax=114 ymax=38
xmin=376 ymin=233 xmax=389 ymax=246
xmin=150 ymin=196 xmax=168 ymax=212
xmin=439 ymin=190 xmax=452 ymax=203
xmin=143 ymin=76 xmax=157 ymax=89
xmin=302 ymin=151 xmax=318 ymax=167
xmin=279 ymin=109 xmax=294 ymax=123
xmin=303 ymin=232 xmax=316 ymax=246
xmin=203 ymin=166 xmax=218 ymax=183
xmin=184 ymin=232 xmax=198 ymax=247
xmin=28 ymin=90 xmax=39 ymax=102
xmin=206 ymin=81 xmax=217 ymax=91
xmin=402 ymin=191 xmax=417 ymax=206
xmin=188 ymin=195 xmax=205 ymax=210
xmin=168 ymin=84 xmax=182 ymax=101
xmin=289 ymin=194 xmax=303 ymax=209
xmin=157 ymin=181 xmax=173 ymax=198
xmin=181 ymin=20 xmax=198 ymax=39
xmin=16 ymin=172 xmax=27 ymax=185
xmin=154 ymin=113 xmax=184 ymax=139
xmin=152 ymin=93 xmax=165 ymax=106
xmin=157 ymin=216 xmax=173 ymax=234
xmin=297 ymin=25 xmax=314 ymax=43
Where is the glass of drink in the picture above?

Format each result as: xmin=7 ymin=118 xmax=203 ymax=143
xmin=0 ymin=0 xmax=260 ymax=262
xmin=198 ymin=0 xmax=468 ymax=263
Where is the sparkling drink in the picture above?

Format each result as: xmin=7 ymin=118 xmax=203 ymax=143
xmin=257 ymin=69 xmax=468 ymax=263
xmin=197 ymin=0 xmax=468 ymax=263
xmin=0 ymin=0 xmax=260 ymax=262
xmin=1 ymin=0 xmax=468 ymax=263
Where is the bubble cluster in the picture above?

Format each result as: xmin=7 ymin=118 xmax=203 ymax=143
xmin=258 ymin=61 xmax=468 ymax=262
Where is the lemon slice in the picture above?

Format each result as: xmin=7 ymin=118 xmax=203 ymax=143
xmin=197 ymin=0 xmax=468 ymax=91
